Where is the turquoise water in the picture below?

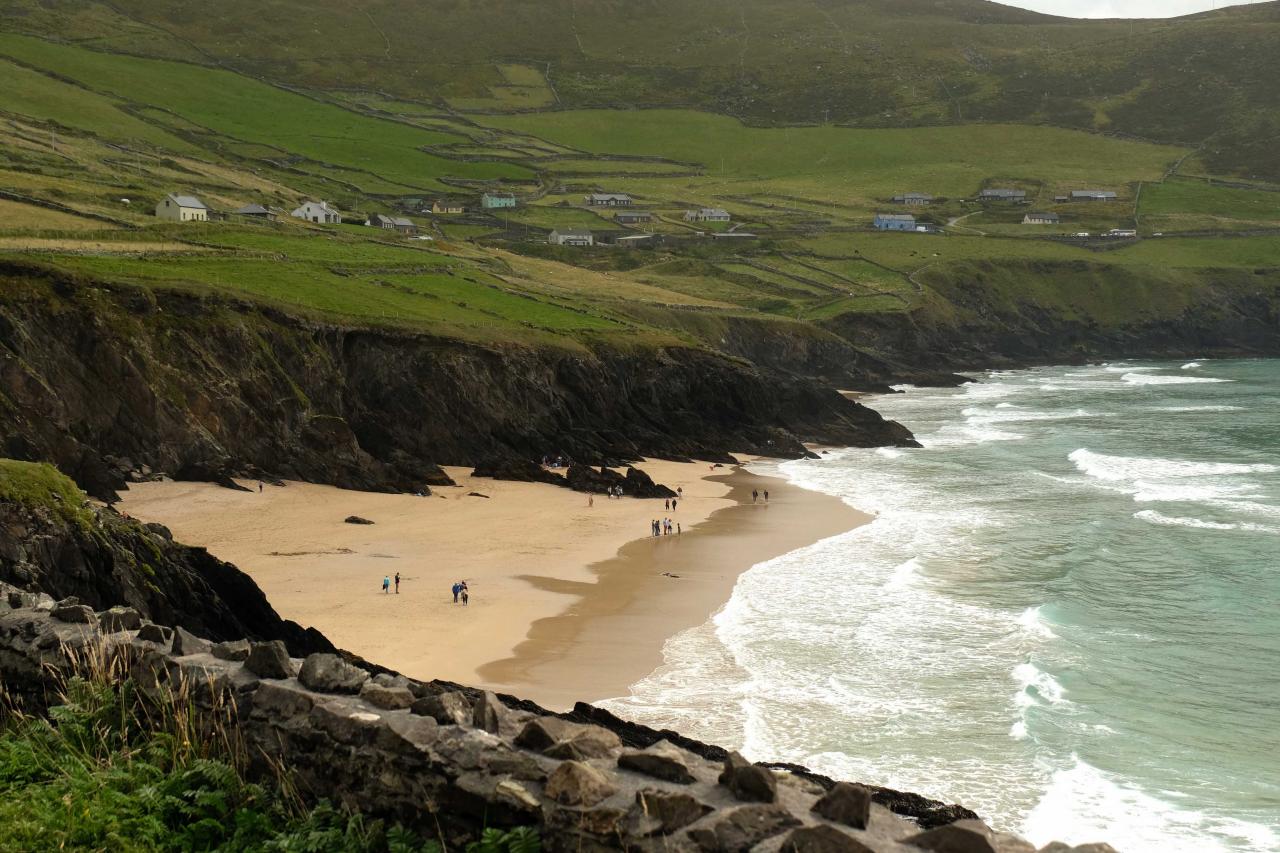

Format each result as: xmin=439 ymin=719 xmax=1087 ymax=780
xmin=605 ymin=359 xmax=1280 ymax=852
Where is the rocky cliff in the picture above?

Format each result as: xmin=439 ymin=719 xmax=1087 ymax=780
xmin=0 ymin=595 xmax=1118 ymax=853
xmin=0 ymin=263 xmax=917 ymax=502
xmin=825 ymin=261 xmax=1280 ymax=373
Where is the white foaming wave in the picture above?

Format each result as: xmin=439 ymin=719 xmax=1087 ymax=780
xmin=1135 ymin=509 xmax=1280 ymax=535
xmin=885 ymin=558 xmax=919 ymax=591
xmin=1152 ymin=405 xmax=1245 ymax=413
xmin=1016 ymin=606 xmax=1058 ymax=640
xmin=1182 ymin=362 xmax=1203 ymax=370
xmin=962 ymin=406 xmax=1097 ymax=425
xmin=1012 ymin=662 xmax=1069 ymax=708
xmin=1122 ymin=372 xmax=1232 ymax=386
xmin=1024 ymin=756 xmax=1280 ymax=853
xmin=962 ymin=381 xmax=1020 ymax=401
xmin=875 ymin=447 xmax=904 ymax=459
xmin=1104 ymin=364 xmax=1159 ymax=373
xmin=1069 ymin=449 xmax=1278 ymax=483
xmin=921 ymin=421 xmax=1025 ymax=448
xmin=1131 ymin=480 xmax=1264 ymax=504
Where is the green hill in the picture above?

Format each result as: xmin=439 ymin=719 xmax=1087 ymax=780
xmin=2 ymin=0 xmax=1279 ymax=179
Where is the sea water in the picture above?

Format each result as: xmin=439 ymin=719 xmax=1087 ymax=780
xmin=603 ymin=359 xmax=1280 ymax=852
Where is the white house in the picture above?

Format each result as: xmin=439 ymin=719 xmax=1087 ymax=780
xmin=585 ymin=193 xmax=633 ymax=207
xmin=155 ymin=193 xmax=208 ymax=223
xmin=684 ymin=208 xmax=730 ymax=223
xmin=291 ymin=201 xmax=341 ymax=224
xmin=548 ymin=229 xmax=594 ymax=247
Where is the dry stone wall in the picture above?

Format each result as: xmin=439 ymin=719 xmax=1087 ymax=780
xmin=0 ymin=588 xmax=1117 ymax=853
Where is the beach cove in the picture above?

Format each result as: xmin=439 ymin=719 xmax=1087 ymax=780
xmin=117 ymin=458 xmax=868 ymax=710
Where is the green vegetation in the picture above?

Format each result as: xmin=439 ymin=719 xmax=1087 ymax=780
xmin=1138 ymin=177 xmax=1280 ymax=232
xmin=3 ymin=0 xmax=1276 ymax=179
xmin=0 ymin=673 xmax=541 ymax=852
xmin=0 ymin=460 xmax=93 ymax=527
xmin=0 ymin=34 xmax=529 ymax=190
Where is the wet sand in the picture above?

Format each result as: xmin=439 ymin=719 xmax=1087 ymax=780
xmin=117 ymin=459 xmax=868 ymax=710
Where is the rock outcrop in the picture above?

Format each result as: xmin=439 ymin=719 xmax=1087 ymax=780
xmin=0 ymin=264 xmax=917 ymax=502
xmin=0 ymin=599 xmax=1112 ymax=853
xmin=0 ymin=485 xmax=334 ymax=657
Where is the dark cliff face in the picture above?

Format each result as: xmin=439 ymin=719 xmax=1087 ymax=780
xmin=0 ymin=264 xmax=916 ymax=501
xmin=824 ymin=262 xmax=1280 ymax=372
xmin=0 ymin=499 xmax=332 ymax=656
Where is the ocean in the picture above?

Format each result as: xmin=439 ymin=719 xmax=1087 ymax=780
xmin=603 ymin=359 xmax=1280 ymax=852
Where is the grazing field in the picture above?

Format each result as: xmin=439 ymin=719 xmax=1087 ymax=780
xmin=0 ymin=34 xmax=530 ymax=190
xmin=483 ymin=111 xmax=1186 ymax=204
xmin=1138 ymin=177 xmax=1280 ymax=232
xmin=0 ymin=199 xmax=108 ymax=232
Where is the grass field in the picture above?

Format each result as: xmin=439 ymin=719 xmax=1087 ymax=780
xmin=483 ymin=111 xmax=1187 ymax=205
xmin=0 ymin=35 xmax=530 ymax=190
xmin=1138 ymin=177 xmax=1280 ymax=232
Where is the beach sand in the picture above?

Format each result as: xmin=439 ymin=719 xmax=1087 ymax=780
xmin=117 ymin=459 xmax=868 ymax=711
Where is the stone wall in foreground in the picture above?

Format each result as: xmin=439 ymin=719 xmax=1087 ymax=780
xmin=0 ymin=590 xmax=1119 ymax=853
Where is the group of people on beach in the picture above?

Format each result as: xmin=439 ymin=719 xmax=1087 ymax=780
xmin=752 ymin=489 xmax=769 ymax=503
xmin=381 ymin=573 xmax=401 ymax=594
xmin=651 ymin=518 xmax=680 ymax=536
xmin=451 ymin=580 xmax=470 ymax=606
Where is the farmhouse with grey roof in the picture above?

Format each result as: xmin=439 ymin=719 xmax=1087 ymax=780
xmin=155 ymin=193 xmax=208 ymax=223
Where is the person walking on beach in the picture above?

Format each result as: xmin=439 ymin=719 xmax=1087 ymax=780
xmin=588 ymin=494 xmax=594 ymax=508
xmin=672 ymin=498 xmax=677 ymax=512
xmin=677 ymin=522 xmax=682 ymax=535
xmin=752 ymin=489 xmax=759 ymax=503
xmin=763 ymin=489 xmax=769 ymax=503
xmin=452 ymin=582 xmax=461 ymax=603
xmin=394 ymin=572 xmax=401 ymax=594
xmin=677 ymin=486 xmax=683 ymax=498
xmin=258 ymin=481 xmax=263 ymax=493
xmin=461 ymin=587 xmax=469 ymax=606
xmin=664 ymin=498 xmax=670 ymax=511
xmin=382 ymin=576 xmax=391 ymax=594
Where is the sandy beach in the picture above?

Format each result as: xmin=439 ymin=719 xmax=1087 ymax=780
xmin=117 ymin=459 xmax=868 ymax=711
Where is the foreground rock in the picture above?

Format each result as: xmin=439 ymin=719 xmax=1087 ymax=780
xmin=0 ymin=594 xmax=1117 ymax=853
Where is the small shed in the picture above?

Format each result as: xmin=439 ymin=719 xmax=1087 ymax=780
xmin=234 ymin=203 xmax=276 ymax=221
xmin=614 ymin=211 xmax=654 ymax=224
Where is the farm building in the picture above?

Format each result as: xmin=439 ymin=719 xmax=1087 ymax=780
xmin=291 ymin=201 xmax=341 ymax=224
xmin=1106 ymin=228 xmax=1138 ymax=238
xmin=980 ymin=188 xmax=1028 ymax=202
xmin=431 ymin=200 xmax=464 ymax=214
xmin=1054 ymin=195 xmax=1069 ymax=203
xmin=892 ymin=193 xmax=933 ymax=206
xmin=549 ymin=229 xmax=594 ymax=247
xmin=155 ymin=193 xmax=208 ymax=223
xmin=366 ymin=214 xmax=417 ymax=234
xmin=482 ymin=192 xmax=518 ymax=210
xmin=614 ymin=211 xmax=654 ymax=224
xmin=586 ymin=193 xmax=633 ymax=207
xmin=684 ymin=208 xmax=731 ymax=222
xmin=1023 ymin=212 xmax=1061 ymax=225
xmin=1072 ymin=190 xmax=1119 ymax=201
xmin=233 ymin=203 xmax=276 ymax=221
xmin=614 ymin=234 xmax=656 ymax=248
xmin=873 ymin=213 xmax=916 ymax=231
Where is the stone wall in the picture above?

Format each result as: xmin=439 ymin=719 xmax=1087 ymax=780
xmin=0 ymin=590 xmax=1118 ymax=853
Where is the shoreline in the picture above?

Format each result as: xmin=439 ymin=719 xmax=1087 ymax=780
xmin=479 ymin=463 xmax=869 ymax=710
xmin=115 ymin=457 xmax=868 ymax=711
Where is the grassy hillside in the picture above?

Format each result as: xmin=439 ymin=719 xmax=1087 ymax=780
xmin=1 ymin=0 xmax=1278 ymax=179
xmin=0 ymin=30 xmax=1276 ymax=378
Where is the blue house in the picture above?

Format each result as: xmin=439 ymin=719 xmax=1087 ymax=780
xmin=481 ymin=192 xmax=517 ymax=210
xmin=874 ymin=213 xmax=916 ymax=231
